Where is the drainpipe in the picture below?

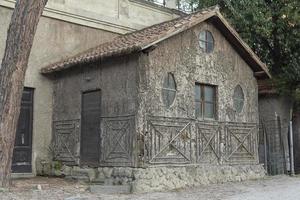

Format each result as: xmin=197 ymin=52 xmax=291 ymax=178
xmin=289 ymin=108 xmax=295 ymax=176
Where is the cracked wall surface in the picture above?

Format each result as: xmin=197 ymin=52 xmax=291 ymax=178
xmin=136 ymin=21 xmax=259 ymax=166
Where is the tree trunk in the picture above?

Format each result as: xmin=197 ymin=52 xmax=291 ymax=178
xmin=0 ymin=0 xmax=47 ymax=187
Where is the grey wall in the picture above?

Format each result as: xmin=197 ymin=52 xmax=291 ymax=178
xmin=137 ymin=21 xmax=259 ymax=166
xmin=0 ymin=0 xmax=180 ymax=175
xmin=52 ymin=55 xmax=138 ymax=167
xmin=258 ymin=95 xmax=293 ymax=174
xmin=53 ymin=56 xmax=138 ymax=119
xmin=140 ymin=22 xmax=258 ymax=122
xmin=0 ymin=6 xmax=119 ymax=174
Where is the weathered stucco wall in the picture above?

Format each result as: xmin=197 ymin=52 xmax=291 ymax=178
xmin=52 ymin=55 xmax=138 ymax=167
xmin=0 ymin=6 xmax=119 ymax=175
xmin=137 ymin=21 xmax=259 ymax=166
xmin=141 ymin=21 xmax=258 ymax=122
xmin=0 ymin=0 xmax=181 ymax=34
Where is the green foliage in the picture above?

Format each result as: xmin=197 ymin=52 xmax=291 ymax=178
xmin=180 ymin=0 xmax=300 ymax=96
xmin=53 ymin=160 xmax=62 ymax=171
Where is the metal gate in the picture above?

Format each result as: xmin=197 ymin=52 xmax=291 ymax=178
xmin=259 ymin=116 xmax=288 ymax=175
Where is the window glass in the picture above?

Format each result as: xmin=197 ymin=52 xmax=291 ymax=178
xmin=204 ymin=102 xmax=214 ymax=118
xmin=195 ymin=83 xmax=216 ymax=119
xmin=199 ymin=31 xmax=214 ymax=53
xmin=162 ymin=73 xmax=176 ymax=107
xmin=204 ymin=86 xmax=214 ymax=102
xmin=233 ymin=85 xmax=244 ymax=113
xmin=195 ymin=84 xmax=201 ymax=101
xmin=207 ymin=42 xmax=214 ymax=53
xmin=199 ymin=31 xmax=206 ymax=41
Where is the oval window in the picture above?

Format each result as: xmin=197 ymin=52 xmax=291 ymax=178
xmin=162 ymin=73 xmax=176 ymax=107
xmin=233 ymin=85 xmax=245 ymax=113
xmin=199 ymin=30 xmax=214 ymax=53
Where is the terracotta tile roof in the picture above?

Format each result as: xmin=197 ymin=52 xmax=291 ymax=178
xmin=41 ymin=6 xmax=271 ymax=78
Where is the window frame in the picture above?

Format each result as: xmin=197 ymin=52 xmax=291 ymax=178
xmin=195 ymin=83 xmax=217 ymax=120
xmin=162 ymin=72 xmax=177 ymax=108
xmin=233 ymin=85 xmax=245 ymax=113
xmin=198 ymin=30 xmax=214 ymax=53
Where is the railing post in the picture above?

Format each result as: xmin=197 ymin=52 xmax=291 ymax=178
xmin=289 ymin=119 xmax=295 ymax=176
xmin=220 ymin=122 xmax=226 ymax=165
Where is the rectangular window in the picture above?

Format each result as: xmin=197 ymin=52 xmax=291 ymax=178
xmin=195 ymin=83 xmax=216 ymax=119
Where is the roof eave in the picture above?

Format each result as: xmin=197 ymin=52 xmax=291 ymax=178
xmin=213 ymin=12 xmax=271 ymax=79
xmin=41 ymin=45 xmax=142 ymax=74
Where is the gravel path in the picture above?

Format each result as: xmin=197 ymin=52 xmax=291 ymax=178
xmin=1 ymin=175 xmax=300 ymax=200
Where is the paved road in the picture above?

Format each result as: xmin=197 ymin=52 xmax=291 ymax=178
xmin=106 ymin=175 xmax=300 ymax=200
xmin=1 ymin=175 xmax=300 ymax=200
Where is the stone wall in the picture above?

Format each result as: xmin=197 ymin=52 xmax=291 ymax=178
xmin=139 ymin=21 xmax=259 ymax=123
xmin=55 ymin=164 xmax=265 ymax=193
xmin=136 ymin=21 xmax=260 ymax=166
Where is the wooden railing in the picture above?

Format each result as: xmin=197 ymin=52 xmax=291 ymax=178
xmin=144 ymin=116 xmax=259 ymax=165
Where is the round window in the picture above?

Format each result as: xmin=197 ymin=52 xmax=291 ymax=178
xmin=199 ymin=30 xmax=214 ymax=53
xmin=162 ymin=73 xmax=176 ymax=107
xmin=233 ymin=85 xmax=245 ymax=113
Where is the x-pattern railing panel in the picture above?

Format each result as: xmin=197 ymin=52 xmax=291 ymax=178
xmin=145 ymin=116 xmax=192 ymax=164
xmin=53 ymin=119 xmax=80 ymax=164
xmin=196 ymin=122 xmax=221 ymax=164
xmin=224 ymin=123 xmax=257 ymax=163
xmin=144 ymin=116 xmax=259 ymax=165
xmin=100 ymin=115 xmax=135 ymax=166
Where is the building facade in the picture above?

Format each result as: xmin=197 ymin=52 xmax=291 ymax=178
xmin=0 ymin=0 xmax=181 ymax=176
xmin=41 ymin=7 xmax=270 ymax=192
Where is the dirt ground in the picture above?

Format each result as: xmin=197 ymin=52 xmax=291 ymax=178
xmin=1 ymin=175 xmax=300 ymax=200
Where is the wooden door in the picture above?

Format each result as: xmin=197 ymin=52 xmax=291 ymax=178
xmin=12 ymin=88 xmax=33 ymax=173
xmin=80 ymin=90 xmax=101 ymax=166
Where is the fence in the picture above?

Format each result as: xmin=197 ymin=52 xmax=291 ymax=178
xmin=259 ymin=116 xmax=290 ymax=175
xmin=144 ymin=116 xmax=258 ymax=165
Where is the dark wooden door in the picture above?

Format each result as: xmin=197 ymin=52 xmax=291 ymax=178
xmin=12 ymin=88 xmax=33 ymax=173
xmin=80 ymin=90 xmax=101 ymax=166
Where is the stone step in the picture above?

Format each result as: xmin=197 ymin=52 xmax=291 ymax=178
xmin=89 ymin=184 xmax=132 ymax=194
xmin=90 ymin=178 xmax=105 ymax=185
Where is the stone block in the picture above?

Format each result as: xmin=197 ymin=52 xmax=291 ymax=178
xmin=101 ymin=167 xmax=113 ymax=178
xmin=61 ymin=165 xmax=73 ymax=176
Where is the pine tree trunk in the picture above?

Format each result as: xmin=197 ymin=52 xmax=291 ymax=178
xmin=0 ymin=0 xmax=47 ymax=187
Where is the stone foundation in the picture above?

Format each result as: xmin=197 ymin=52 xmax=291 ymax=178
xmin=55 ymin=164 xmax=266 ymax=193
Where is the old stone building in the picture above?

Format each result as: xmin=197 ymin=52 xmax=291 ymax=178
xmin=0 ymin=0 xmax=181 ymax=176
xmin=40 ymin=7 xmax=270 ymax=192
